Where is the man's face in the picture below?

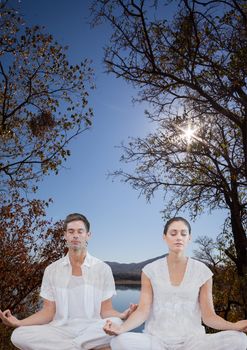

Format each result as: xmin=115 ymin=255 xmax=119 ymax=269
xmin=64 ymin=220 xmax=91 ymax=252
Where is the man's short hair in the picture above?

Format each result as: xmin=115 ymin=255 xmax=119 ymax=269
xmin=64 ymin=213 xmax=90 ymax=232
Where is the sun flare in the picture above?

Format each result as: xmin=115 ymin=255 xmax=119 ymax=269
xmin=181 ymin=124 xmax=197 ymax=144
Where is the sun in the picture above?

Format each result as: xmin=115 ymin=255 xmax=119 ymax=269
xmin=181 ymin=124 xmax=198 ymax=144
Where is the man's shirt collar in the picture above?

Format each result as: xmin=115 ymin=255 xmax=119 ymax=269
xmin=61 ymin=251 xmax=93 ymax=268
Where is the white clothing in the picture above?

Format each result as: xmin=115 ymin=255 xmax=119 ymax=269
xmin=143 ymin=257 xmax=212 ymax=343
xmin=110 ymin=257 xmax=247 ymax=350
xmin=11 ymin=252 xmax=120 ymax=350
xmin=68 ymin=275 xmax=87 ymax=319
xmin=111 ymin=331 xmax=247 ymax=350
xmin=40 ymin=252 xmax=116 ymax=324
xmin=12 ymin=317 xmax=122 ymax=350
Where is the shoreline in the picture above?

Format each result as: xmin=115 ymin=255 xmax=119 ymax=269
xmin=115 ymin=279 xmax=141 ymax=285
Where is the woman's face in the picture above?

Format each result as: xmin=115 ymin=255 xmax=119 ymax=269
xmin=163 ymin=220 xmax=191 ymax=253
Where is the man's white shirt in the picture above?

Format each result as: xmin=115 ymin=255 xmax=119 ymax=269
xmin=40 ymin=252 xmax=116 ymax=325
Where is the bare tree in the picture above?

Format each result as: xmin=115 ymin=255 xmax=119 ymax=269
xmin=92 ymin=0 xmax=247 ymax=311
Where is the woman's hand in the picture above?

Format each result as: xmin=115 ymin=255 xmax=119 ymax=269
xmin=103 ymin=319 xmax=123 ymax=336
xmin=233 ymin=320 xmax=247 ymax=332
xmin=120 ymin=303 xmax=138 ymax=320
xmin=0 ymin=309 xmax=21 ymax=328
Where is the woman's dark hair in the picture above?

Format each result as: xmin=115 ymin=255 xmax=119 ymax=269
xmin=163 ymin=217 xmax=191 ymax=235
xmin=64 ymin=213 xmax=90 ymax=232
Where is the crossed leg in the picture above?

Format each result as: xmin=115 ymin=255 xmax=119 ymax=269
xmin=110 ymin=330 xmax=247 ymax=350
xmin=11 ymin=317 xmax=122 ymax=350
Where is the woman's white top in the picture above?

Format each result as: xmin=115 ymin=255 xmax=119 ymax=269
xmin=142 ymin=257 xmax=213 ymax=345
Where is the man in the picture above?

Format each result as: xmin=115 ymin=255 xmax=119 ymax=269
xmin=0 ymin=213 xmax=135 ymax=350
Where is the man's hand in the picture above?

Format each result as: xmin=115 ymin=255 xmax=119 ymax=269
xmin=120 ymin=303 xmax=138 ymax=320
xmin=0 ymin=309 xmax=21 ymax=328
xmin=103 ymin=319 xmax=123 ymax=336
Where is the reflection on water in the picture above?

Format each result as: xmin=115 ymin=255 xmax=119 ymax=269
xmin=112 ymin=285 xmax=144 ymax=333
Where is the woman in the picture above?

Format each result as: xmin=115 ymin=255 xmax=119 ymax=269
xmin=104 ymin=217 xmax=247 ymax=350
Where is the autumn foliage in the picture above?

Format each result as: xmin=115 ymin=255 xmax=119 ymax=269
xmin=0 ymin=3 xmax=93 ymax=193
xmin=194 ymin=235 xmax=246 ymax=326
xmin=0 ymin=1 xmax=93 ymax=348
xmin=0 ymin=194 xmax=65 ymax=312
xmin=0 ymin=192 xmax=68 ymax=349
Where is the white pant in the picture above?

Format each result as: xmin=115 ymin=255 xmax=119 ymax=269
xmin=110 ymin=331 xmax=247 ymax=350
xmin=11 ymin=317 xmax=122 ymax=350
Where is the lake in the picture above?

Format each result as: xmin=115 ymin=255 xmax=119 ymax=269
xmin=112 ymin=285 xmax=143 ymax=333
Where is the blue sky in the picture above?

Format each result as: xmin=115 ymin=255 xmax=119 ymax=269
xmin=12 ymin=0 xmax=227 ymax=263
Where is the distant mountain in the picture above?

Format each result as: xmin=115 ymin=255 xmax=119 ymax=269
xmin=105 ymin=254 xmax=167 ymax=282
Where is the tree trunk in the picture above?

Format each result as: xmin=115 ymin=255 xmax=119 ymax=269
xmin=241 ymin=119 xmax=247 ymax=181
xmin=230 ymin=205 xmax=247 ymax=316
